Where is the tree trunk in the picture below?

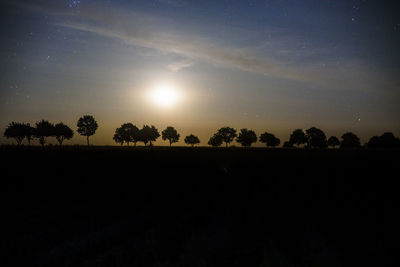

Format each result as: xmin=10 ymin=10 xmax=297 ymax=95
xmin=226 ymin=142 xmax=228 ymax=148
xmin=169 ymin=140 xmax=172 ymax=147
xmin=127 ymin=142 xmax=130 ymax=146
xmin=87 ymin=136 xmax=90 ymax=146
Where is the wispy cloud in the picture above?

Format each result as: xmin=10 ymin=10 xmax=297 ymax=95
xmin=167 ymin=60 xmax=194 ymax=72
xmin=13 ymin=0 xmax=399 ymax=93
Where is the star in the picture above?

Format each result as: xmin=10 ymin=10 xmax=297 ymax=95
xmin=68 ymin=0 xmax=81 ymax=8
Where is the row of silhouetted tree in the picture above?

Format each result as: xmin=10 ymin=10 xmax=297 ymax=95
xmin=112 ymin=124 xmax=400 ymax=149
xmin=3 ymin=115 xmax=98 ymax=146
xmin=4 ymin=116 xmax=400 ymax=148
xmin=113 ymin=124 xmax=200 ymax=147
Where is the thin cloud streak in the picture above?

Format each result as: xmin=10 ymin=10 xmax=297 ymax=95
xmin=14 ymin=0 xmax=398 ymax=93
xmin=61 ymin=21 xmax=395 ymax=93
xmin=59 ymin=22 xmax=314 ymax=85
xmin=167 ymin=60 xmax=194 ymax=72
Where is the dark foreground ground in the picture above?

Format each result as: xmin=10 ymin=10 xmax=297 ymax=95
xmin=1 ymin=146 xmax=399 ymax=266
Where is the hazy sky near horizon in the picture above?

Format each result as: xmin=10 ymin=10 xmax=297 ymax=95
xmin=1 ymin=0 xmax=399 ymax=145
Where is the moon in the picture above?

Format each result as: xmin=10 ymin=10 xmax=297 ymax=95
xmin=147 ymin=83 xmax=183 ymax=108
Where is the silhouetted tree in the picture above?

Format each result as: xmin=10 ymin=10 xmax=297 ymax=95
xmin=162 ymin=126 xmax=180 ymax=146
xmin=113 ymin=127 xmax=124 ymax=146
xmin=184 ymin=134 xmax=200 ymax=147
xmin=35 ymin=120 xmax=55 ymax=147
xmin=119 ymin=123 xmax=140 ymax=146
xmin=54 ymin=123 xmax=74 ymax=146
xmin=236 ymin=128 xmax=257 ymax=147
xmin=140 ymin=125 xmax=160 ymax=146
xmin=367 ymin=136 xmax=379 ymax=148
xmin=129 ymin=124 xmax=141 ymax=146
xmin=25 ymin=123 xmax=36 ymax=145
xmin=208 ymin=134 xmax=223 ymax=147
xmin=259 ymin=132 xmax=280 ymax=147
xmin=4 ymin=122 xmax=26 ymax=145
xmin=289 ymin=129 xmax=307 ymax=147
xmin=367 ymin=132 xmax=400 ymax=149
xmin=305 ymin=127 xmax=327 ymax=148
xmin=77 ymin=115 xmax=98 ymax=146
xmin=216 ymin=127 xmax=237 ymax=147
xmin=340 ymin=132 xmax=360 ymax=148
xmin=380 ymin=132 xmax=399 ymax=147
xmin=327 ymin=136 xmax=340 ymax=148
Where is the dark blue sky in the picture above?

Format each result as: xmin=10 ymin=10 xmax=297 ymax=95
xmin=1 ymin=0 xmax=399 ymax=145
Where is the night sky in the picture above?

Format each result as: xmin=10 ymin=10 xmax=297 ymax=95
xmin=1 ymin=0 xmax=399 ymax=145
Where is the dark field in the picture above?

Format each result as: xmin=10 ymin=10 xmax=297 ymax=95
xmin=1 ymin=146 xmax=399 ymax=266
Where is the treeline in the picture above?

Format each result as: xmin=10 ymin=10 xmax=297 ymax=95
xmin=3 ymin=115 xmax=400 ymax=149
xmin=3 ymin=115 xmax=98 ymax=146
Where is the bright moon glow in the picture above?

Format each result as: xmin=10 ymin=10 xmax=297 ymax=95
xmin=148 ymin=83 xmax=183 ymax=108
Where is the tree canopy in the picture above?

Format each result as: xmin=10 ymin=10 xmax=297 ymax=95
xmin=77 ymin=115 xmax=98 ymax=146
xmin=120 ymin=123 xmax=140 ymax=146
xmin=327 ymin=136 xmax=340 ymax=148
xmin=140 ymin=125 xmax=160 ymax=146
xmin=340 ymin=132 xmax=360 ymax=148
xmin=113 ymin=127 xmax=125 ymax=146
xmin=4 ymin=122 xmax=26 ymax=145
xmin=162 ymin=126 xmax=180 ymax=146
xmin=35 ymin=120 xmax=55 ymax=147
xmin=289 ymin=129 xmax=307 ymax=147
xmin=259 ymin=132 xmax=280 ymax=147
xmin=24 ymin=123 xmax=35 ymax=145
xmin=367 ymin=132 xmax=400 ymax=149
xmin=54 ymin=123 xmax=74 ymax=145
xmin=208 ymin=134 xmax=223 ymax=147
xmin=305 ymin=127 xmax=327 ymax=148
xmin=236 ymin=128 xmax=257 ymax=147
xmin=184 ymin=134 xmax=200 ymax=147
xmin=216 ymin=127 xmax=237 ymax=147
